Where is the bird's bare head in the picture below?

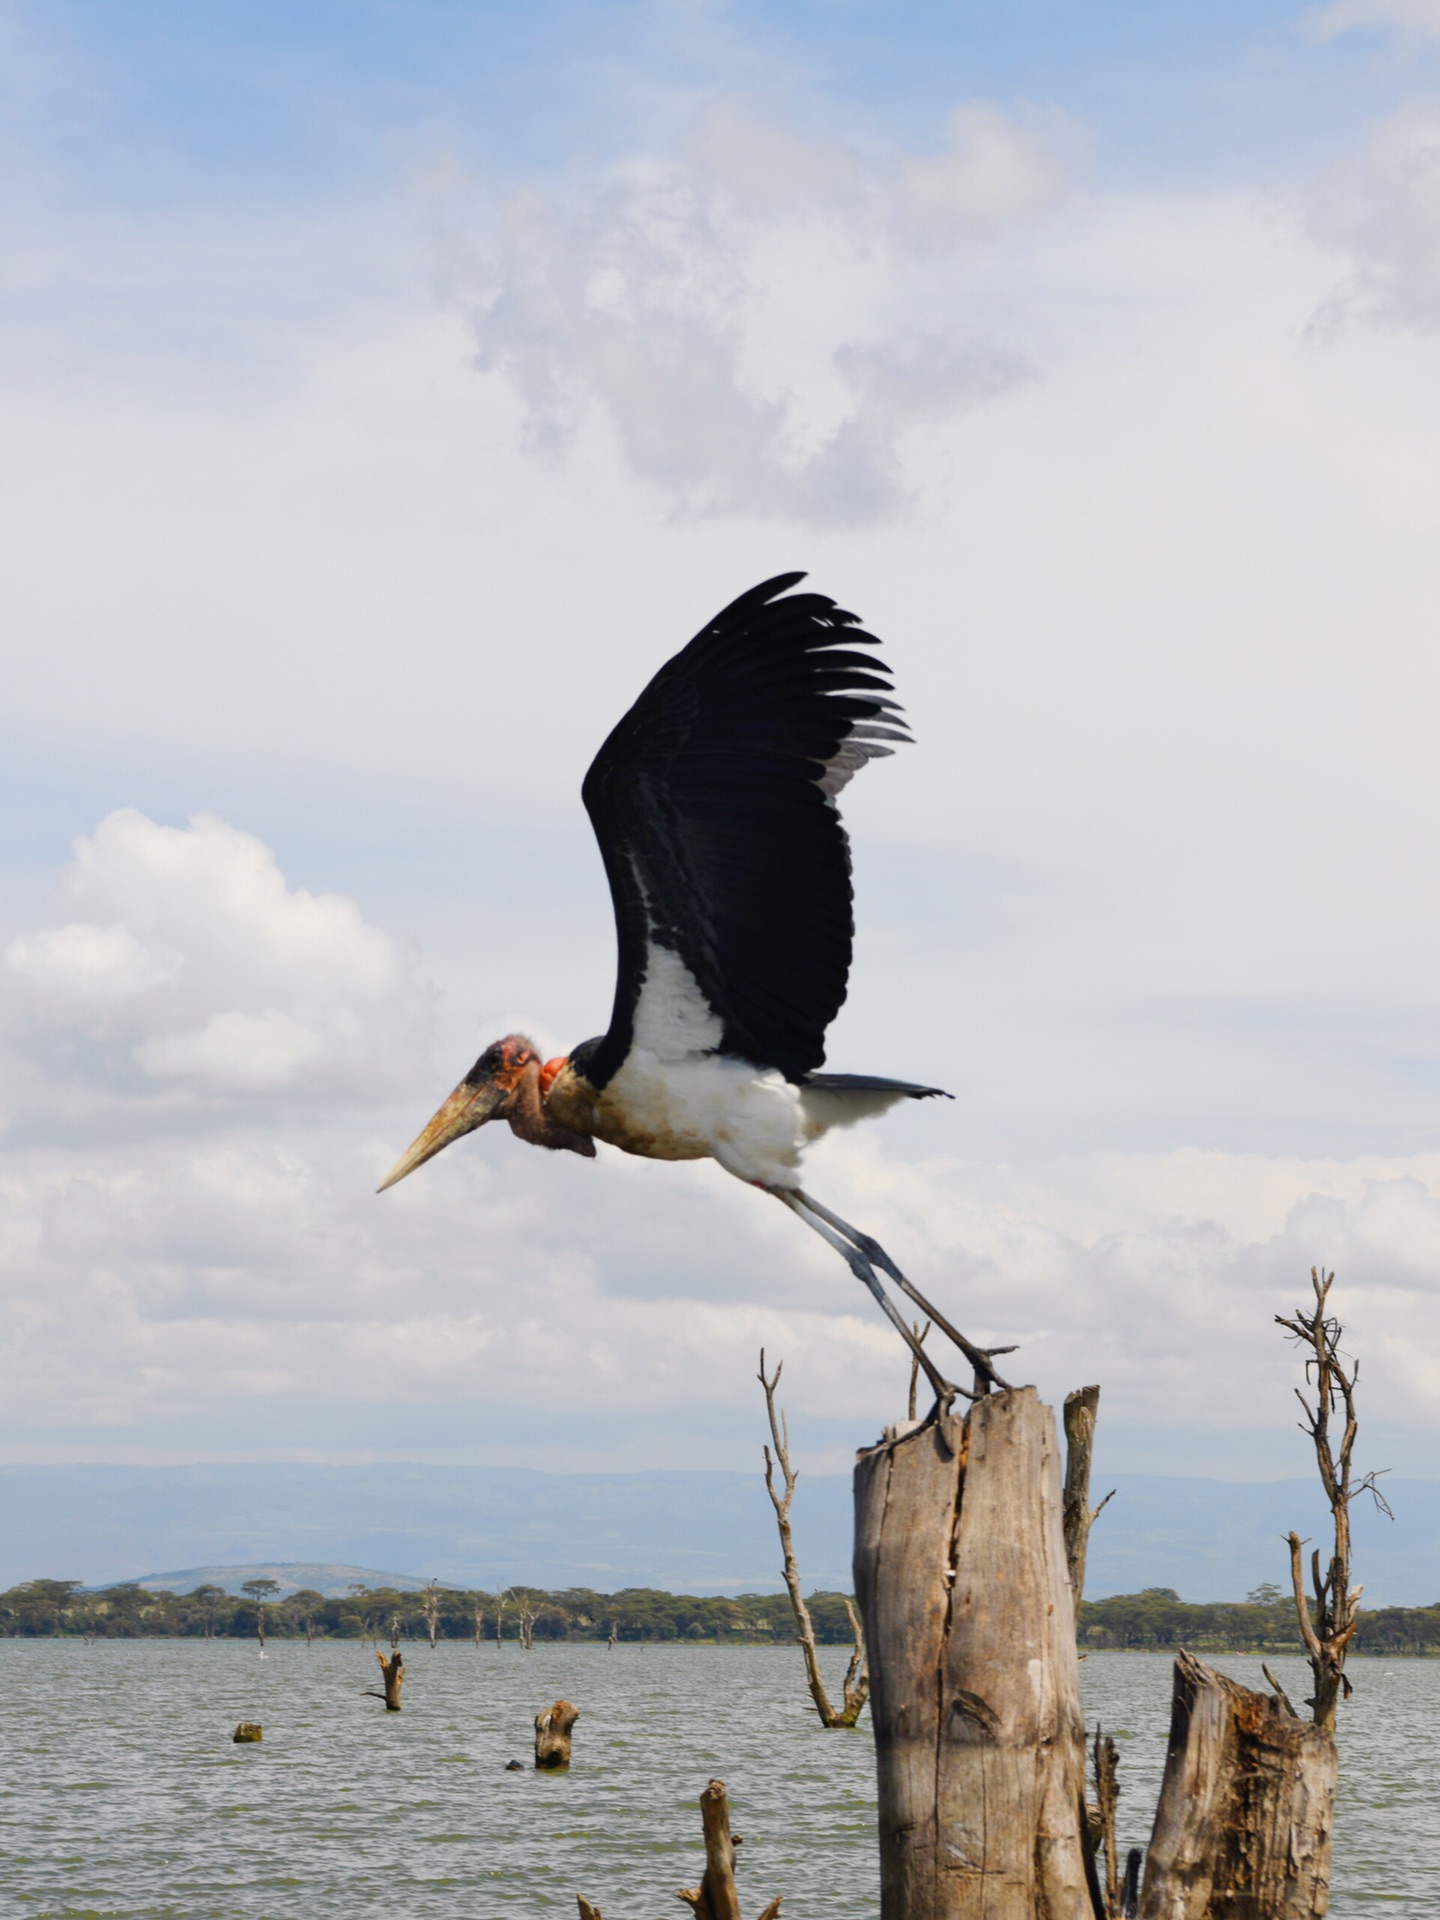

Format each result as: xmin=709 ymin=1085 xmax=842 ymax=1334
xmin=377 ymin=1034 xmax=539 ymax=1193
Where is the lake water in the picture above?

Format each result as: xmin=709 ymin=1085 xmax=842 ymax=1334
xmin=1 ymin=1641 xmax=1432 ymax=1916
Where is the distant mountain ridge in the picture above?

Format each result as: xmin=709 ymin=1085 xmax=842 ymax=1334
xmin=1 ymin=1462 xmax=1434 ymax=1604
xmin=133 ymin=1563 xmax=429 ymax=1599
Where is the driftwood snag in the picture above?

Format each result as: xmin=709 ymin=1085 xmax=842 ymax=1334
xmin=232 ymin=1722 xmax=262 ymax=1743
xmin=376 ymin=1649 xmax=404 ymax=1710
xmin=535 ymin=1699 xmax=580 ymax=1769
xmin=854 ymin=1386 xmax=1094 ymax=1920
xmin=677 ymin=1778 xmax=782 ymax=1920
xmin=1138 ymin=1651 xmax=1336 ymax=1920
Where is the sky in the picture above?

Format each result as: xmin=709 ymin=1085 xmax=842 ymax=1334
xmin=3 ymin=0 xmax=1440 ymax=1500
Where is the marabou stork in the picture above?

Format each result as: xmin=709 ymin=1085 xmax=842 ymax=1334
xmin=379 ymin=574 xmax=1009 ymax=1401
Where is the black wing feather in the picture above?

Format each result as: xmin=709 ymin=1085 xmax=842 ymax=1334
xmin=579 ymin=574 xmax=909 ymax=1086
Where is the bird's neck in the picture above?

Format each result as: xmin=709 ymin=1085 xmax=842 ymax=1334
xmin=505 ymin=1059 xmax=596 ymax=1158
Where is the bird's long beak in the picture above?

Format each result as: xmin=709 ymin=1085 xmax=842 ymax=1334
xmin=377 ymin=1078 xmax=506 ymax=1193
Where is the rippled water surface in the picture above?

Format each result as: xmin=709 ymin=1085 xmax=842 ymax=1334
xmin=1 ymin=1641 xmax=1433 ymax=1916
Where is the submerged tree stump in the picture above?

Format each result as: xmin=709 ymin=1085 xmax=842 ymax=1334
xmin=535 ymin=1699 xmax=580 ymax=1769
xmin=677 ymin=1779 xmax=782 ymax=1920
xmin=376 ymin=1649 xmax=404 ymax=1711
xmin=854 ymin=1387 xmax=1095 ymax=1920
xmin=579 ymin=1780 xmax=780 ymax=1919
xmin=1139 ymin=1652 xmax=1336 ymax=1920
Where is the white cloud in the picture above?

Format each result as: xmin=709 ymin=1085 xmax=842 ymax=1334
xmin=1313 ymin=0 xmax=1440 ymax=37
xmin=451 ymin=96 xmax=1076 ymax=523
xmin=2 ymin=810 xmax=432 ymax=1129
xmin=0 ymin=1113 xmax=1434 ymax=1479
xmin=135 ymin=1009 xmax=325 ymax=1092
xmin=1308 ymin=102 xmax=1440 ymax=332
xmin=5 ymin=922 xmax=180 ymax=1002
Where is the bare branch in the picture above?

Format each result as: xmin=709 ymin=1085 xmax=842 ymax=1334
xmin=757 ymin=1351 xmax=868 ymax=1729
xmin=1286 ymin=1532 xmax=1325 ymax=1665
xmin=1261 ymin=1663 xmax=1297 ymax=1718
xmin=1352 ymin=1469 xmax=1395 ymax=1520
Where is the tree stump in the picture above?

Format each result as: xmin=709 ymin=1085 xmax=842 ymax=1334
xmin=376 ymin=1649 xmax=404 ymax=1711
xmin=535 ymin=1699 xmax=580 ymax=1769
xmin=232 ymin=1722 xmax=262 ymax=1743
xmin=1138 ymin=1652 xmax=1335 ymax=1920
xmin=677 ymin=1778 xmax=782 ymax=1920
xmin=579 ymin=1777 xmax=781 ymax=1919
xmin=854 ymin=1386 xmax=1096 ymax=1920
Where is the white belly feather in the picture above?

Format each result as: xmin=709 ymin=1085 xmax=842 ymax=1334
xmin=592 ymin=942 xmax=916 ymax=1186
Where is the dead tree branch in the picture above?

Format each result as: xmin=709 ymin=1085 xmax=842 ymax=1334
xmin=1091 ymin=1724 xmax=1120 ymax=1918
xmin=1275 ymin=1266 xmax=1391 ymax=1731
xmin=1062 ymin=1384 xmax=1115 ymax=1607
xmin=758 ymin=1349 xmax=868 ymax=1728
xmin=1261 ymin=1662 xmax=1297 ymax=1719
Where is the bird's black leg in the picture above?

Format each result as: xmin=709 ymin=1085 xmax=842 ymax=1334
xmin=769 ymin=1189 xmax=966 ymax=1405
xmin=793 ymin=1189 xmax=1015 ymax=1395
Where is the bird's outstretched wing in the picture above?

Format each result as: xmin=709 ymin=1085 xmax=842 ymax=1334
xmin=578 ymin=573 xmax=910 ymax=1087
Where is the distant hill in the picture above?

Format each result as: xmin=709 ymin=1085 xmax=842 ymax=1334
xmin=133 ymin=1562 xmax=429 ymax=1599
xmin=0 ymin=1462 xmax=1435 ymax=1604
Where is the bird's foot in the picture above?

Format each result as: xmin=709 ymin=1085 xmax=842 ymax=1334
xmin=966 ymin=1343 xmax=1018 ymax=1397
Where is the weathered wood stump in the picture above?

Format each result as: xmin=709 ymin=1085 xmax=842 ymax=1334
xmin=1138 ymin=1652 xmax=1336 ymax=1920
xmin=579 ymin=1777 xmax=781 ymax=1919
xmin=376 ymin=1649 xmax=404 ymax=1711
xmin=677 ymin=1778 xmax=782 ymax=1920
xmin=854 ymin=1386 xmax=1096 ymax=1920
xmin=535 ymin=1698 xmax=580 ymax=1769
xmin=232 ymin=1722 xmax=262 ymax=1743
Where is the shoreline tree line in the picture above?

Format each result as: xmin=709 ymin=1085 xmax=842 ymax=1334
xmin=3 ymin=1576 xmax=1438 ymax=1654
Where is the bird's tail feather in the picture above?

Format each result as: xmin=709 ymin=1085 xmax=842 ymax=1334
xmin=803 ymin=1072 xmax=950 ymax=1100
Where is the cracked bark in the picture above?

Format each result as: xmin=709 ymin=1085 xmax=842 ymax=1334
xmin=1138 ymin=1652 xmax=1335 ymax=1919
xmin=854 ymin=1386 xmax=1097 ymax=1920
